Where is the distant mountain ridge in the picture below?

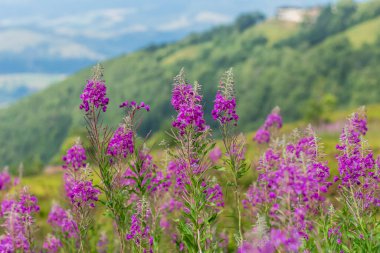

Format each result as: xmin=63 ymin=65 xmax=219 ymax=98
xmin=1 ymin=0 xmax=380 ymax=174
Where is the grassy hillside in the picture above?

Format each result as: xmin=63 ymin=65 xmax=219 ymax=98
xmin=1 ymin=0 xmax=380 ymax=173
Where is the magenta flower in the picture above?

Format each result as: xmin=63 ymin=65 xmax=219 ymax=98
xmin=254 ymin=107 xmax=282 ymax=144
xmin=335 ymin=109 xmax=379 ymax=208
xmin=79 ymin=79 xmax=109 ymax=112
xmin=120 ymin=100 xmax=150 ymax=112
xmin=212 ymin=91 xmax=239 ymax=125
xmin=204 ymin=183 xmax=224 ymax=209
xmin=97 ymin=233 xmax=109 ymax=253
xmin=48 ymin=204 xmax=78 ymax=238
xmin=0 ymin=170 xmax=11 ymax=191
xmin=209 ymin=146 xmax=222 ymax=164
xmin=64 ymin=174 xmax=100 ymax=208
xmin=43 ymin=234 xmax=62 ymax=253
xmin=107 ymin=126 xmax=134 ymax=158
xmin=171 ymin=83 xmax=206 ymax=135
xmin=62 ymin=142 xmax=87 ymax=171
xmin=254 ymin=128 xmax=270 ymax=144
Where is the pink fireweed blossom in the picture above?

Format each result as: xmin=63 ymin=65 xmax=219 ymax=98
xmin=171 ymin=83 xmax=207 ymax=135
xmin=64 ymin=174 xmax=100 ymax=209
xmin=0 ymin=188 xmax=40 ymax=252
xmin=335 ymin=108 xmax=379 ymax=208
xmin=119 ymin=100 xmax=150 ymax=112
xmin=123 ymin=150 xmax=170 ymax=196
xmin=43 ymin=234 xmax=62 ymax=253
xmin=97 ymin=233 xmax=109 ymax=253
xmin=79 ymin=79 xmax=109 ymax=112
xmin=209 ymin=146 xmax=222 ymax=164
xmin=107 ymin=125 xmax=134 ymax=159
xmin=62 ymin=141 xmax=87 ymax=171
xmin=212 ymin=91 xmax=239 ymax=125
xmin=48 ymin=204 xmax=79 ymax=238
xmin=254 ymin=107 xmax=282 ymax=144
xmin=245 ymin=128 xmax=331 ymax=239
xmin=0 ymin=170 xmax=11 ymax=191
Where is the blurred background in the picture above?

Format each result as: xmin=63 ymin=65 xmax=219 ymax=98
xmin=0 ymin=0 xmax=379 ymax=175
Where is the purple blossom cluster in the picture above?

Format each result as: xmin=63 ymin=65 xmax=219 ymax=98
xmin=171 ymin=83 xmax=206 ymax=135
xmin=119 ymin=100 xmax=150 ymax=112
xmin=64 ymin=175 xmax=100 ymax=209
xmin=48 ymin=204 xmax=78 ymax=238
xmin=123 ymin=151 xmax=170 ymax=195
xmin=79 ymin=79 xmax=109 ymax=112
xmin=0 ymin=188 xmax=40 ymax=252
xmin=209 ymin=146 xmax=222 ymax=164
xmin=125 ymin=203 xmax=154 ymax=252
xmin=244 ymin=129 xmax=331 ymax=248
xmin=335 ymin=110 xmax=379 ymax=208
xmin=97 ymin=233 xmax=109 ymax=253
xmin=43 ymin=234 xmax=62 ymax=253
xmin=204 ymin=183 xmax=224 ymax=209
xmin=238 ymin=228 xmax=301 ymax=253
xmin=211 ymin=91 xmax=239 ymax=125
xmin=254 ymin=107 xmax=283 ymax=144
xmin=107 ymin=126 xmax=134 ymax=158
xmin=62 ymin=142 xmax=87 ymax=171
xmin=0 ymin=170 xmax=11 ymax=191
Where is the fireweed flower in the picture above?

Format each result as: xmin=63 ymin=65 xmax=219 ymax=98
xmin=79 ymin=70 xmax=109 ymax=112
xmin=0 ymin=188 xmax=39 ymax=252
xmin=125 ymin=199 xmax=154 ymax=252
xmin=171 ymin=82 xmax=207 ymax=135
xmin=335 ymin=108 xmax=379 ymax=209
xmin=0 ymin=170 xmax=11 ymax=191
xmin=64 ymin=174 xmax=100 ymax=209
xmin=211 ymin=91 xmax=238 ymax=125
xmin=244 ymin=127 xmax=331 ymax=248
xmin=107 ymin=125 xmax=134 ymax=159
xmin=62 ymin=141 xmax=87 ymax=171
xmin=48 ymin=204 xmax=79 ymax=238
xmin=209 ymin=146 xmax=222 ymax=164
xmin=97 ymin=233 xmax=109 ymax=253
xmin=254 ymin=107 xmax=282 ymax=144
xmin=43 ymin=234 xmax=62 ymax=253
xmin=120 ymin=100 xmax=150 ymax=112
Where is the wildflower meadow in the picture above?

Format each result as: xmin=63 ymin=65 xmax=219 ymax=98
xmin=0 ymin=65 xmax=378 ymax=253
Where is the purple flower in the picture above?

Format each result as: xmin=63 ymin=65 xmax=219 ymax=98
xmin=264 ymin=110 xmax=282 ymax=129
xmin=0 ymin=170 xmax=11 ymax=191
xmin=254 ymin=107 xmax=282 ymax=144
xmin=120 ymin=100 xmax=150 ymax=112
xmin=335 ymin=109 xmax=379 ymax=208
xmin=79 ymin=79 xmax=109 ymax=112
xmin=62 ymin=142 xmax=87 ymax=171
xmin=209 ymin=146 xmax=222 ymax=164
xmin=48 ymin=204 xmax=78 ymax=238
xmin=0 ymin=188 xmax=39 ymax=252
xmin=204 ymin=184 xmax=224 ymax=209
xmin=254 ymin=128 xmax=270 ymax=144
xmin=212 ymin=91 xmax=239 ymax=125
xmin=43 ymin=234 xmax=62 ymax=253
xmin=97 ymin=233 xmax=108 ymax=253
xmin=171 ymin=83 xmax=206 ymax=135
xmin=0 ymin=235 xmax=14 ymax=252
xmin=107 ymin=126 xmax=134 ymax=158
xmin=64 ymin=175 xmax=100 ymax=208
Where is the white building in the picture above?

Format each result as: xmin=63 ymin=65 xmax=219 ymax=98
xmin=276 ymin=6 xmax=321 ymax=23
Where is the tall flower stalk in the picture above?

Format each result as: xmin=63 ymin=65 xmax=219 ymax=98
xmin=79 ymin=64 xmax=131 ymax=251
xmin=62 ymin=139 xmax=100 ymax=252
xmin=211 ymin=68 xmax=247 ymax=246
xmin=168 ymin=69 xmax=223 ymax=252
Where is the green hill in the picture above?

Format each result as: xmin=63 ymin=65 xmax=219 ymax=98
xmin=1 ymin=0 xmax=380 ymax=174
